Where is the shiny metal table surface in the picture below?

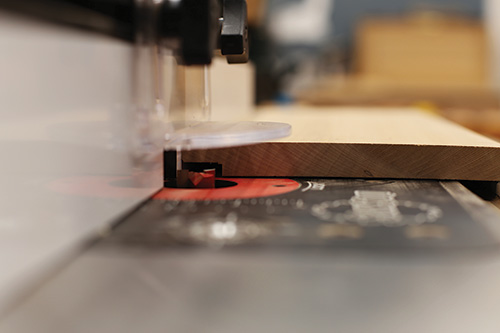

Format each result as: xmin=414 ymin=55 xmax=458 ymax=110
xmin=4 ymin=246 xmax=500 ymax=333
xmin=4 ymin=180 xmax=500 ymax=332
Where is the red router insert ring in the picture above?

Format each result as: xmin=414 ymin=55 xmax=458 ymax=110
xmin=153 ymin=178 xmax=300 ymax=201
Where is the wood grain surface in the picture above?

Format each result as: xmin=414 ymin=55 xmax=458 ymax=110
xmin=182 ymin=106 xmax=500 ymax=181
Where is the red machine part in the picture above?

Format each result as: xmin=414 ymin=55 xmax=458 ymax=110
xmin=153 ymin=178 xmax=300 ymax=201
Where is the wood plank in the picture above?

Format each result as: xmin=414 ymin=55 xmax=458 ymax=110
xmin=182 ymin=106 xmax=500 ymax=181
xmin=356 ymin=15 xmax=488 ymax=86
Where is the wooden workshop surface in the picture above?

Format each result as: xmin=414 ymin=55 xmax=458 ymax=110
xmin=182 ymin=106 xmax=500 ymax=181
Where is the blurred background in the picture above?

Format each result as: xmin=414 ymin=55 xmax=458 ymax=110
xmin=241 ymin=0 xmax=500 ymax=137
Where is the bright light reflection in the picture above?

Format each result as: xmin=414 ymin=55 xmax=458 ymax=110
xmin=210 ymin=221 xmax=237 ymax=240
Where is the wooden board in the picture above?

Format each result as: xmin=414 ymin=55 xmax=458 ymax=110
xmin=182 ymin=106 xmax=500 ymax=181
xmin=356 ymin=15 xmax=488 ymax=86
xmin=296 ymin=14 xmax=498 ymax=110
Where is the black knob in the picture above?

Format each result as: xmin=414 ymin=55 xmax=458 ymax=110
xmin=220 ymin=0 xmax=248 ymax=63
xmin=157 ymin=0 xmax=250 ymax=65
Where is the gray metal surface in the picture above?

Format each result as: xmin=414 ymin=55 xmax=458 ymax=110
xmin=4 ymin=180 xmax=500 ymax=333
